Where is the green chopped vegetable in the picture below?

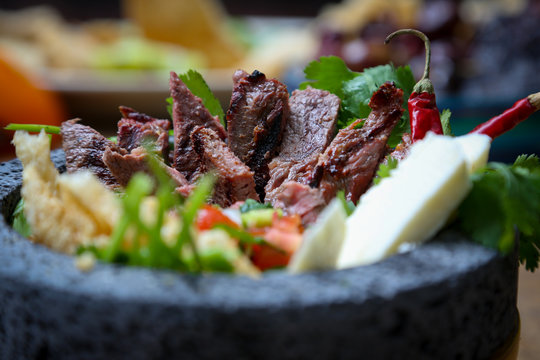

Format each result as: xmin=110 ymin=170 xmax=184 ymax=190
xmin=11 ymin=198 xmax=31 ymax=237
xmin=373 ymin=157 xmax=399 ymax=185
xmin=239 ymin=198 xmax=273 ymax=213
xmin=213 ymin=224 xmax=266 ymax=246
xmin=4 ymin=123 xmax=60 ymax=134
xmin=241 ymin=208 xmax=282 ymax=228
xmin=456 ymin=154 xmax=540 ymax=271
xmin=166 ymin=69 xmax=225 ymax=127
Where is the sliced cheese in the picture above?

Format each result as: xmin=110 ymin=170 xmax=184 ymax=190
xmin=337 ymin=135 xmax=472 ymax=269
xmin=288 ymin=199 xmax=347 ymax=273
xmin=455 ymin=133 xmax=491 ymax=173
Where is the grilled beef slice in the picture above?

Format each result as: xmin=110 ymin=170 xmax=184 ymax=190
xmin=226 ymin=70 xmax=289 ymax=200
xmin=310 ymin=82 xmax=404 ymax=203
xmin=170 ymin=71 xmax=226 ymax=181
xmin=273 ymin=181 xmax=326 ymax=225
xmin=265 ymin=87 xmax=340 ymax=202
xmin=61 ymin=119 xmax=125 ymax=189
xmin=191 ymin=126 xmax=258 ymax=207
xmin=102 ymin=147 xmax=190 ymax=190
xmin=117 ymin=106 xmax=170 ymax=160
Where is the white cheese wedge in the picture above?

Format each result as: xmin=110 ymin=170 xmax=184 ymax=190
xmin=455 ymin=133 xmax=491 ymax=173
xmin=288 ymin=199 xmax=347 ymax=273
xmin=337 ymin=135 xmax=472 ymax=269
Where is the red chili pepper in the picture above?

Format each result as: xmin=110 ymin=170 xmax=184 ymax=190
xmin=469 ymin=92 xmax=540 ymax=139
xmin=385 ymin=29 xmax=443 ymax=142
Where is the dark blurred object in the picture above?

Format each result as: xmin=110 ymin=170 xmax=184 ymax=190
xmin=221 ymin=0 xmax=341 ymax=16
xmin=0 ymin=0 xmax=121 ymax=20
xmin=462 ymin=3 xmax=540 ymax=98
xmin=0 ymin=0 xmax=341 ymax=19
xmin=316 ymin=0 xmax=473 ymax=94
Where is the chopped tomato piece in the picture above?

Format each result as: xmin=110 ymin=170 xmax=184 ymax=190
xmin=249 ymin=214 xmax=303 ymax=271
xmin=196 ymin=205 xmax=238 ymax=231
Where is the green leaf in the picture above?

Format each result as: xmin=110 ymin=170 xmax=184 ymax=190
xmin=11 ymin=198 xmax=31 ymax=237
xmin=239 ymin=198 xmax=273 ymax=213
xmin=336 ymin=191 xmax=356 ymax=216
xmin=341 ymin=64 xmax=415 ymax=146
xmin=457 ymin=157 xmax=540 ymax=271
xmin=513 ymin=154 xmax=540 ymax=170
xmin=373 ymin=157 xmax=398 ymax=185
xmin=440 ymin=109 xmax=453 ymax=136
xmin=300 ymin=56 xmax=358 ymax=98
xmin=166 ymin=97 xmax=173 ymax=118
xmin=178 ymin=70 xmax=225 ymax=126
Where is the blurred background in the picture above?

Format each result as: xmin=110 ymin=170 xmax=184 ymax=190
xmin=0 ymin=0 xmax=539 ymax=162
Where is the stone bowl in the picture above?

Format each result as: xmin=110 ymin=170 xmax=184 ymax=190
xmin=0 ymin=150 xmax=519 ymax=360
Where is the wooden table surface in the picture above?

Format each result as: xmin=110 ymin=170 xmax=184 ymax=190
xmin=517 ymin=266 xmax=540 ymax=360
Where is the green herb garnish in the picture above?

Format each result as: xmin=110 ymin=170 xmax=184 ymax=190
xmin=166 ymin=69 xmax=225 ymax=127
xmin=440 ymin=109 xmax=453 ymax=136
xmin=456 ymin=154 xmax=540 ymax=271
xmin=373 ymin=156 xmax=399 ymax=185
xmin=239 ymin=198 xmax=273 ymax=213
xmin=336 ymin=190 xmax=356 ymax=216
xmin=300 ymin=57 xmax=416 ymax=146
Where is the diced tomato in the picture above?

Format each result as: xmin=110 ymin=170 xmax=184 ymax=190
xmin=249 ymin=213 xmax=303 ymax=271
xmin=196 ymin=205 xmax=238 ymax=231
xmin=250 ymin=244 xmax=291 ymax=271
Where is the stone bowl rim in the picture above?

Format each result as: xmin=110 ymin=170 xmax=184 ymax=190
xmin=0 ymin=150 xmax=502 ymax=310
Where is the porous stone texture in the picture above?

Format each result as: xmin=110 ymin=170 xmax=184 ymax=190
xmin=0 ymin=150 xmax=519 ymax=360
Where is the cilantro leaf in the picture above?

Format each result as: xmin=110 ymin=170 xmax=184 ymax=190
xmin=166 ymin=70 xmax=225 ymax=127
xmin=440 ymin=109 xmax=453 ymax=136
xmin=300 ymin=56 xmax=358 ymax=98
xmin=457 ymin=155 xmax=540 ymax=271
xmin=301 ymin=59 xmax=415 ymax=146
xmin=11 ymin=198 xmax=31 ymax=238
xmin=373 ymin=157 xmax=398 ymax=185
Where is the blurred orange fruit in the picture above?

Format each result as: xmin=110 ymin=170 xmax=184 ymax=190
xmin=0 ymin=51 xmax=66 ymax=157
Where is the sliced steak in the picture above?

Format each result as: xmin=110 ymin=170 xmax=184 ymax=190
xmin=117 ymin=106 xmax=170 ymax=160
xmin=310 ymin=82 xmax=404 ymax=203
xmin=273 ymin=181 xmax=326 ymax=225
xmin=61 ymin=119 xmax=125 ymax=189
xmin=226 ymin=69 xmax=289 ymax=199
xmin=265 ymin=87 xmax=340 ymax=202
xmin=170 ymin=71 xmax=226 ymax=181
xmin=191 ymin=126 xmax=258 ymax=208
xmin=102 ymin=146 xmax=191 ymax=190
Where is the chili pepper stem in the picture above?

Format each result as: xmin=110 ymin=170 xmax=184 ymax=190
xmin=385 ymin=29 xmax=433 ymax=93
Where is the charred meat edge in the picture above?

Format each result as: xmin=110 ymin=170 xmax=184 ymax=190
xmin=191 ymin=126 xmax=258 ymax=208
xmin=310 ymin=82 xmax=404 ymax=203
xmin=226 ymin=69 xmax=289 ymax=200
xmin=170 ymin=71 xmax=226 ymax=181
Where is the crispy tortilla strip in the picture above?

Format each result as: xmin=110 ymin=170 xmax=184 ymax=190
xmin=12 ymin=130 xmax=119 ymax=254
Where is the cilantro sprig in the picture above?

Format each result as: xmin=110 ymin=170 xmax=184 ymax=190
xmin=456 ymin=155 xmax=540 ymax=271
xmin=166 ymin=69 xmax=226 ymax=127
xmin=300 ymin=56 xmax=416 ymax=147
